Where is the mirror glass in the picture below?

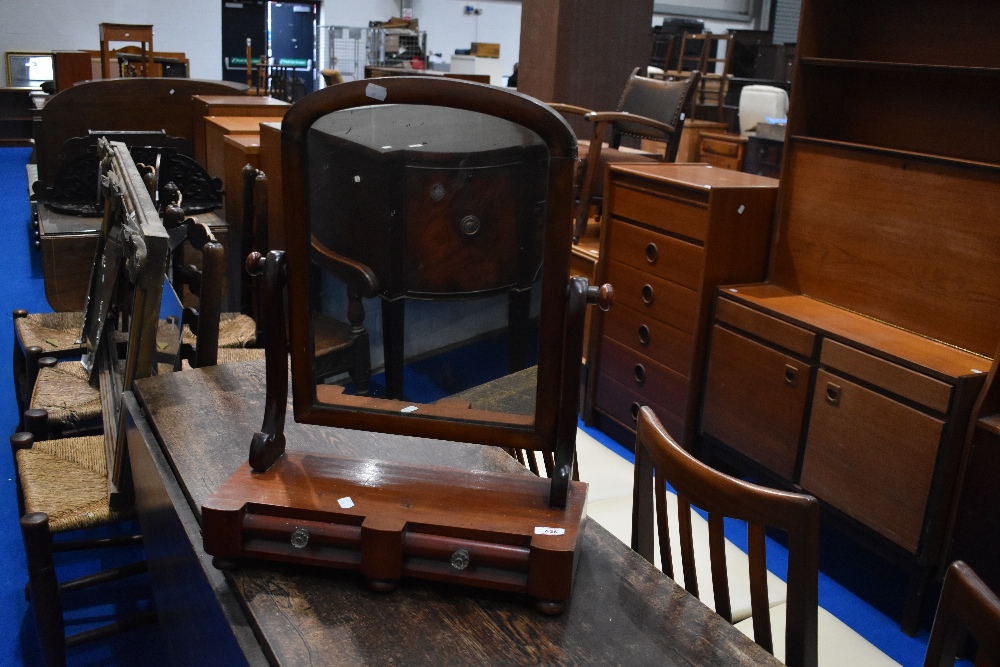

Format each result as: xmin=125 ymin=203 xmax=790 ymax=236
xmin=156 ymin=275 xmax=184 ymax=374
xmin=6 ymin=52 xmax=53 ymax=88
xmin=305 ymin=103 xmax=550 ymax=428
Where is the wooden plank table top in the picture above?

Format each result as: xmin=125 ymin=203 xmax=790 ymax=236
xmin=127 ymin=360 xmax=780 ymax=666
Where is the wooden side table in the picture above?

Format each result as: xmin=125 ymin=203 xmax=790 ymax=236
xmin=99 ymin=23 xmax=153 ymax=78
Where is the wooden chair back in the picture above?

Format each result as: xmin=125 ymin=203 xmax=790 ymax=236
xmin=166 ymin=205 xmax=225 ymax=369
xmin=612 ymin=68 xmax=702 ymax=161
xmin=633 ymin=406 xmax=819 ymax=667
xmin=924 ymin=561 xmax=1000 ymax=667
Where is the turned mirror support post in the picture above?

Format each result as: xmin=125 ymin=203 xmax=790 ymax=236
xmin=247 ymin=250 xmax=288 ymax=472
xmin=550 ymin=278 xmax=614 ymax=508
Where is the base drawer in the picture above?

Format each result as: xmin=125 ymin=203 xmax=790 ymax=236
xmin=593 ymin=371 xmax=685 ymax=440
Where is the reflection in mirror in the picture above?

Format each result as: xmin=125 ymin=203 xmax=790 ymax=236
xmin=156 ymin=275 xmax=184 ymax=374
xmin=5 ymin=52 xmax=53 ymax=88
xmin=306 ymin=104 xmax=550 ymax=428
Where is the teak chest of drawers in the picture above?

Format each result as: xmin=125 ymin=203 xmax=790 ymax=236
xmin=584 ymin=163 xmax=778 ymax=447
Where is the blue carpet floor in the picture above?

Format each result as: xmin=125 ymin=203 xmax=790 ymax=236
xmin=0 ymin=146 xmax=944 ymax=665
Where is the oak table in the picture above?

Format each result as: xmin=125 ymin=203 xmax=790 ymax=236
xmin=124 ymin=361 xmax=780 ymax=666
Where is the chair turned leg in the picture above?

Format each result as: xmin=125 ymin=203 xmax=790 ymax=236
xmin=21 ymin=512 xmax=67 ymax=667
xmin=10 ymin=432 xmax=34 ymax=517
xmin=24 ymin=408 xmax=51 ymax=442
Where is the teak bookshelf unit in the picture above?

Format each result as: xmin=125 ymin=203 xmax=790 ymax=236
xmin=699 ymin=0 xmax=1000 ymax=634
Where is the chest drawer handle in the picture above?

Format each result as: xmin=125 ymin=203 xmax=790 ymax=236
xmin=638 ymin=324 xmax=651 ymax=346
xmin=641 ymin=284 xmax=655 ymax=305
xmin=645 ymin=243 xmax=659 ymax=264
xmin=826 ymin=383 xmax=841 ymax=406
xmin=784 ymin=365 xmax=798 ymax=387
xmin=630 ymin=402 xmax=641 ymax=421
xmin=634 ymin=364 xmax=646 ymax=385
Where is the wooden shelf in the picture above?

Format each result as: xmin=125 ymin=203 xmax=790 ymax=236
xmin=788 ymin=136 xmax=1000 ymax=173
xmin=798 ymin=57 xmax=1000 ymax=76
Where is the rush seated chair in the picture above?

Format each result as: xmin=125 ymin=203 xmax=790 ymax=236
xmin=240 ymin=166 xmax=377 ymax=392
xmin=12 ymin=310 xmax=86 ymax=431
xmin=549 ymin=69 xmax=701 ymax=243
xmin=9 ymin=139 xmax=170 ymax=667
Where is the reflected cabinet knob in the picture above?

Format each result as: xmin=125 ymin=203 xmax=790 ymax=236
xmin=459 ymin=215 xmax=481 ymax=237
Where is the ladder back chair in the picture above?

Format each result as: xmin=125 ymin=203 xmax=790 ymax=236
xmin=10 ymin=139 xmax=170 ymax=667
xmin=633 ymin=405 xmax=819 ymax=667
xmin=677 ymin=32 xmax=734 ymax=122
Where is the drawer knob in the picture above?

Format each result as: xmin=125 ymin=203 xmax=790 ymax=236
xmin=630 ymin=402 xmax=640 ymax=421
xmin=784 ymin=364 xmax=798 ymax=386
xmin=645 ymin=243 xmax=659 ymax=264
xmin=459 ymin=215 xmax=481 ymax=237
xmin=641 ymin=284 xmax=655 ymax=305
xmin=633 ymin=364 xmax=646 ymax=385
xmin=451 ymin=548 xmax=471 ymax=571
xmin=290 ymin=527 xmax=310 ymax=549
xmin=637 ymin=324 xmax=651 ymax=346
xmin=826 ymin=383 xmax=841 ymax=406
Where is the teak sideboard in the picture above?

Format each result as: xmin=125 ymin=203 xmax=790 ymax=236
xmin=584 ymin=163 xmax=778 ymax=447
xmin=699 ymin=0 xmax=1000 ymax=633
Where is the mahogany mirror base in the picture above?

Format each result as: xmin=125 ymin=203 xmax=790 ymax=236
xmin=202 ymin=449 xmax=588 ymax=614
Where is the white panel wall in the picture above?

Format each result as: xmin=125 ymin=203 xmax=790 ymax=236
xmin=0 ymin=0 xmax=221 ymax=84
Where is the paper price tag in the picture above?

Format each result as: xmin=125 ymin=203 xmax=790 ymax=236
xmin=338 ymin=496 xmax=355 ymax=509
xmin=534 ymin=526 xmax=565 ymax=536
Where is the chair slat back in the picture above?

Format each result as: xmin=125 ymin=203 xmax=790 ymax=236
xmin=633 ymin=406 xmax=819 ymax=667
xmin=925 ymin=561 xmax=1000 ymax=667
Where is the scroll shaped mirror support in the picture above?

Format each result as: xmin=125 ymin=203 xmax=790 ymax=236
xmin=247 ymin=250 xmax=288 ymax=472
xmin=551 ymin=277 xmax=613 ymax=508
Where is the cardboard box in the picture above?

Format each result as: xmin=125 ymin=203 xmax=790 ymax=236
xmin=471 ymin=42 xmax=500 ymax=58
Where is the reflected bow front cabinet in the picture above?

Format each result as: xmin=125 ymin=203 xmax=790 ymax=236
xmin=699 ymin=0 xmax=1000 ymax=632
xmin=584 ymin=163 xmax=778 ymax=446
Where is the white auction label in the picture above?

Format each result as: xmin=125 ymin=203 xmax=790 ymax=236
xmin=338 ymin=496 xmax=355 ymax=509
xmin=534 ymin=526 xmax=565 ymax=536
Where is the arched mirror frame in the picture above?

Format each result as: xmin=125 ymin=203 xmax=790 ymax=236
xmin=280 ymin=77 xmax=578 ymax=455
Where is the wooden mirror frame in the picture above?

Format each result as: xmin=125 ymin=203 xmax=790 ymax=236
xmin=280 ymin=77 xmax=578 ymax=455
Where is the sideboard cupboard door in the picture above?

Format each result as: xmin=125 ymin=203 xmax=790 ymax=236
xmin=800 ymin=370 xmax=945 ymax=554
xmin=701 ymin=325 xmax=811 ymax=480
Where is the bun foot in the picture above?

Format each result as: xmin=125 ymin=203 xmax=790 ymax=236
xmin=212 ymin=557 xmax=240 ymax=571
xmin=534 ymin=599 xmax=567 ymax=615
xmin=367 ymin=578 xmax=398 ymax=593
